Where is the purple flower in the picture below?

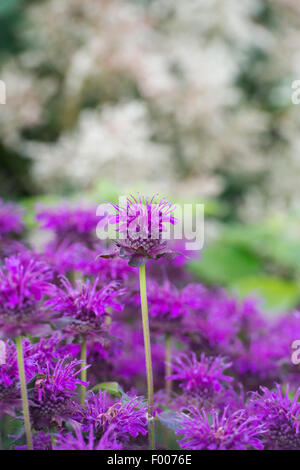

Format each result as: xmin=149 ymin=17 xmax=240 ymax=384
xmin=0 ymin=254 xmax=56 ymax=338
xmin=0 ymin=199 xmax=24 ymax=237
xmin=177 ymin=407 xmax=266 ymax=450
xmin=0 ymin=338 xmax=37 ymax=417
xmin=138 ymin=281 xmax=206 ymax=335
xmin=30 ymin=359 xmax=87 ymax=429
xmin=84 ymin=391 xmax=148 ymax=443
xmin=47 ymin=277 xmax=125 ymax=340
xmin=233 ymin=335 xmax=283 ymax=390
xmin=28 ymin=334 xmax=74 ymax=367
xmin=54 ymin=425 xmax=122 ymax=450
xmin=36 ymin=203 xmax=102 ymax=248
xmin=112 ymin=326 xmax=165 ymax=389
xmin=249 ymin=384 xmax=300 ymax=449
xmin=168 ymin=353 xmax=232 ymax=397
xmin=75 ymin=245 xmax=135 ymax=282
xmin=0 ymin=340 xmax=22 ymax=417
xmin=99 ymin=194 xmax=178 ymax=266
xmin=16 ymin=431 xmax=53 ymax=450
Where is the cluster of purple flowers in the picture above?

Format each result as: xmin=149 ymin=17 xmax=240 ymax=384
xmin=1 ymin=197 xmax=300 ymax=450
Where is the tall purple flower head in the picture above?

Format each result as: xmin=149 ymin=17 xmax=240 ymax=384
xmin=0 ymin=254 xmax=55 ymax=338
xmin=83 ymin=391 xmax=148 ymax=444
xmin=30 ymin=358 xmax=87 ymax=429
xmin=0 ymin=199 xmax=24 ymax=237
xmin=168 ymin=353 xmax=232 ymax=400
xmin=177 ymin=407 xmax=266 ymax=450
xmin=249 ymin=384 xmax=300 ymax=450
xmin=47 ymin=277 xmax=125 ymax=340
xmin=99 ymin=194 xmax=178 ymax=266
xmin=54 ymin=425 xmax=122 ymax=450
xmin=36 ymin=204 xmax=101 ymax=248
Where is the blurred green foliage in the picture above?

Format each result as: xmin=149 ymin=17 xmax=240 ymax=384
xmin=189 ymin=215 xmax=300 ymax=313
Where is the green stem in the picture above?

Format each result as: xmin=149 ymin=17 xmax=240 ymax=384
xmin=165 ymin=333 xmax=172 ymax=402
xmin=80 ymin=338 xmax=87 ymax=406
xmin=139 ymin=264 xmax=155 ymax=450
xmin=16 ymin=335 xmax=33 ymax=450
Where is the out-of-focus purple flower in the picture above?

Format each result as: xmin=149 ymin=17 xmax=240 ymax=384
xmin=54 ymin=425 xmax=122 ymax=450
xmin=30 ymin=359 xmax=87 ymax=429
xmin=0 ymin=254 xmax=55 ymax=338
xmin=46 ymin=277 xmax=125 ymax=340
xmin=84 ymin=391 xmax=148 ymax=443
xmin=0 ymin=338 xmax=37 ymax=417
xmin=112 ymin=326 xmax=165 ymax=390
xmin=36 ymin=204 xmax=102 ymax=247
xmin=147 ymin=239 xmax=198 ymax=286
xmin=177 ymin=407 xmax=266 ymax=450
xmin=16 ymin=431 xmax=53 ymax=450
xmin=233 ymin=335 xmax=283 ymax=390
xmin=0 ymin=340 xmax=21 ymax=417
xmin=41 ymin=241 xmax=88 ymax=276
xmin=137 ymin=281 xmax=206 ymax=334
xmin=269 ymin=311 xmax=300 ymax=387
xmin=99 ymin=194 xmax=178 ymax=267
xmin=182 ymin=293 xmax=267 ymax=363
xmin=0 ymin=199 xmax=26 ymax=259
xmin=182 ymin=295 xmax=241 ymax=356
xmin=0 ymin=199 xmax=24 ymax=237
xmin=168 ymin=353 xmax=232 ymax=397
xmin=43 ymin=241 xmax=135 ymax=281
xmin=249 ymin=384 xmax=300 ymax=450
xmin=76 ymin=246 xmax=135 ymax=282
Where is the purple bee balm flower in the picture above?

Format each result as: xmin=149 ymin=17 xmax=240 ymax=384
xmin=233 ymin=335 xmax=283 ymax=390
xmin=30 ymin=359 xmax=88 ymax=429
xmin=177 ymin=407 xmax=266 ymax=450
xmin=42 ymin=241 xmax=88 ymax=276
xmin=99 ymin=194 xmax=178 ymax=267
xmin=28 ymin=334 xmax=73 ymax=367
xmin=36 ymin=203 xmax=102 ymax=248
xmin=137 ymin=281 xmax=206 ymax=335
xmin=249 ymin=384 xmax=300 ymax=450
xmin=83 ymin=391 xmax=148 ymax=444
xmin=47 ymin=277 xmax=125 ymax=340
xmin=168 ymin=353 xmax=232 ymax=397
xmin=0 ymin=254 xmax=56 ymax=338
xmin=0 ymin=338 xmax=37 ymax=417
xmin=54 ymin=425 xmax=122 ymax=450
xmin=0 ymin=198 xmax=24 ymax=237
xmin=0 ymin=340 xmax=22 ymax=417
xmin=16 ymin=431 xmax=53 ymax=450
xmin=112 ymin=326 xmax=165 ymax=390
xmin=75 ymin=245 xmax=135 ymax=282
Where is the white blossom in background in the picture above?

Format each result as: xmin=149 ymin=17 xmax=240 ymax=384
xmin=27 ymin=101 xmax=171 ymax=191
xmin=1 ymin=0 xmax=300 ymax=216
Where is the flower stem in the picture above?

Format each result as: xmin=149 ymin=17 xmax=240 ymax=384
xmin=139 ymin=264 xmax=155 ymax=450
xmin=165 ymin=333 xmax=172 ymax=402
xmin=80 ymin=337 xmax=87 ymax=406
xmin=16 ymin=335 xmax=33 ymax=450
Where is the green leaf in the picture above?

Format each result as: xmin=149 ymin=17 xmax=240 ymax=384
xmin=91 ymin=381 xmax=123 ymax=397
xmin=230 ymin=276 xmax=300 ymax=314
xmin=188 ymin=242 xmax=262 ymax=285
xmin=0 ymin=0 xmax=21 ymax=16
